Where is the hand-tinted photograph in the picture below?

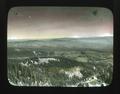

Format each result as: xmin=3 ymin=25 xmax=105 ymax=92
xmin=7 ymin=7 xmax=113 ymax=87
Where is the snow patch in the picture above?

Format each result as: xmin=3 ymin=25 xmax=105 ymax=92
xmin=60 ymin=67 xmax=83 ymax=79
xmin=38 ymin=58 xmax=59 ymax=64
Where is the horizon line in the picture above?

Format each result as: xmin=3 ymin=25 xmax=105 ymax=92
xmin=7 ymin=36 xmax=113 ymax=41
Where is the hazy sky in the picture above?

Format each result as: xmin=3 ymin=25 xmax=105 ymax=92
xmin=8 ymin=7 xmax=113 ymax=40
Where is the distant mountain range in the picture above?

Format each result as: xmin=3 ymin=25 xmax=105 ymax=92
xmin=8 ymin=36 xmax=113 ymax=51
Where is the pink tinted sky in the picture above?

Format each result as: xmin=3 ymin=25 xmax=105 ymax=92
xmin=8 ymin=7 xmax=113 ymax=40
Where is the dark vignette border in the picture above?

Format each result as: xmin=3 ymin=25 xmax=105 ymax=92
xmin=0 ymin=0 xmax=119 ymax=94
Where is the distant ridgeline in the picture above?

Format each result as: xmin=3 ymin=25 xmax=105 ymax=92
xmin=8 ymin=37 xmax=113 ymax=52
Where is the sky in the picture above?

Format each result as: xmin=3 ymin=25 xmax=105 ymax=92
xmin=7 ymin=7 xmax=113 ymax=40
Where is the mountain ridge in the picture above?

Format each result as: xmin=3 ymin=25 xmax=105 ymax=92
xmin=8 ymin=36 xmax=113 ymax=52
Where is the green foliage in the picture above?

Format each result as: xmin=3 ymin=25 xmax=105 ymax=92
xmin=7 ymin=44 xmax=113 ymax=86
